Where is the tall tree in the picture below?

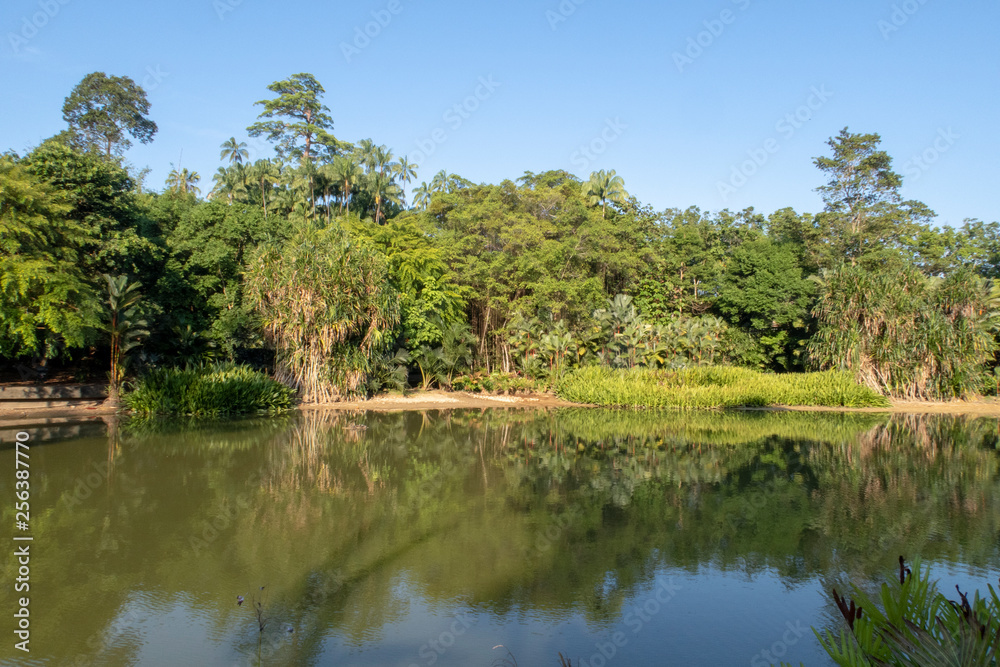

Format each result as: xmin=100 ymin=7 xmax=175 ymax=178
xmin=247 ymin=73 xmax=335 ymax=161
xmin=61 ymin=72 xmax=158 ymax=157
xmin=812 ymin=128 xmax=934 ymax=267
xmin=584 ymin=169 xmax=628 ymax=218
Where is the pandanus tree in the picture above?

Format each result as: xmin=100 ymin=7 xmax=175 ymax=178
xmin=245 ymin=221 xmax=400 ymax=402
xmin=583 ymin=169 xmax=628 ymax=218
xmin=809 ymin=262 xmax=997 ymax=399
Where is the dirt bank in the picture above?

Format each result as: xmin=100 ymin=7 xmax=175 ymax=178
xmin=4 ymin=390 xmax=1000 ymax=424
xmin=299 ymin=391 xmax=580 ymax=412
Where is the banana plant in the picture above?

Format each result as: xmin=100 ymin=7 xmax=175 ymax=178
xmin=104 ymin=274 xmax=148 ymax=406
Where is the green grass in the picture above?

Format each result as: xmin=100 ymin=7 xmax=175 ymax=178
xmin=556 ymin=366 xmax=891 ymax=409
xmin=124 ymin=363 xmax=296 ymax=416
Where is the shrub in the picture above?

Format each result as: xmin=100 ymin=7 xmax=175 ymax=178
xmin=452 ymin=371 xmax=540 ymax=395
xmin=124 ymin=362 xmax=295 ymax=415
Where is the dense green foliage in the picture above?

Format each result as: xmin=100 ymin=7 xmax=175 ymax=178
xmin=4 ymin=71 xmax=1000 ymax=401
xmin=124 ymin=362 xmax=295 ymax=415
xmin=556 ymin=366 xmax=890 ymax=409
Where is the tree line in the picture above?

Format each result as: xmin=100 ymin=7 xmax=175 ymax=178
xmin=3 ymin=70 xmax=998 ymax=400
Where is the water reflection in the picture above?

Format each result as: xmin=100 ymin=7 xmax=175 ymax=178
xmin=1 ymin=409 xmax=998 ymax=665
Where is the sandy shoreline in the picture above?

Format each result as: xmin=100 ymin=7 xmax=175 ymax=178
xmin=3 ymin=390 xmax=1000 ymax=425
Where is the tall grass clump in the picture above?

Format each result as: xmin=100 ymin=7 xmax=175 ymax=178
xmin=556 ymin=366 xmax=890 ymax=409
xmin=124 ymin=362 xmax=295 ymax=415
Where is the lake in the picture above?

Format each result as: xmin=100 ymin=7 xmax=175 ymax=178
xmin=1 ymin=409 xmax=998 ymax=666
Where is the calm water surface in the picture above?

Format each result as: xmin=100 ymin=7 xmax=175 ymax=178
xmin=1 ymin=409 xmax=999 ymax=666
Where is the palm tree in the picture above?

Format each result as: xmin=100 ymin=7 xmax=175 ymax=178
xmin=209 ymin=166 xmax=234 ymax=203
xmin=355 ymin=138 xmax=377 ymax=173
xmin=373 ymin=145 xmax=394 ymax=177
xmin=583 ymin=169 xmax=628 ymax=218
xmin=220 ymin=137 xmax=249 ymax=166
xmin=367 ymin=171 xmax=402 ymax=225
xmin=166 ymin=166 xmax=201 ymax=196
xmin=334 ymin=156 xmax=363 ymax=215
xmin=395 ymin=156 xmax=418 ymax=204
xmin=316 ymin=163 xmax=340 ymax=224
xmin=430 ymin=169 xmax=448 ymax=193
xmin=291 ymin=158 xmax=319 ymax=216
xmin=412 ymin=181 xmax=431 ymax=210
xmin=248 ymin=159 xmax=280 ymax=218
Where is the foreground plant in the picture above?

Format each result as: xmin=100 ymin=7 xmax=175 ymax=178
xmin=815 ymin=557 xmax=1000 ymax=666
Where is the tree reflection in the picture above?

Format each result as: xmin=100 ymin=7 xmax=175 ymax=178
xmin=4 ymin=409 xmax=999 ymax=665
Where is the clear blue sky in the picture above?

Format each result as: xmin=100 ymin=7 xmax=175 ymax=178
xmin=2 ymin=0 xmax=997 ymax=227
